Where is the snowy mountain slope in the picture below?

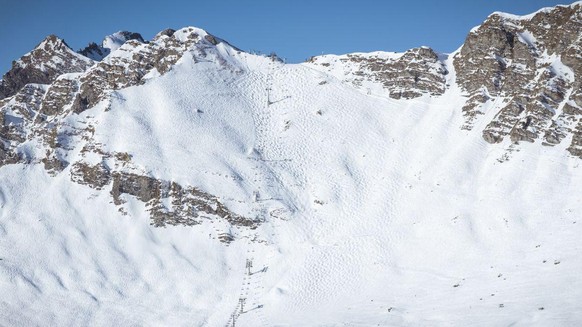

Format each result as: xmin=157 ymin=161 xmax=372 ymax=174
xmin=1 ymin=2 xmax=582 ymax=327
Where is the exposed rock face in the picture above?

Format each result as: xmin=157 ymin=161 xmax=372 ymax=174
xmin=0 ymin=141 xmax=19 ymax=165
xmin=111 ymin=172 xmax=162 ymax=204
xmin=0 ymin=35 xmax=94 ymax=100
xmin=6 ymin=83 xmax=47 ymax=121
xmin=78 ymin=42 xmax=108 ymax=61
xmin=306 ymin=47 xmax=448 ymax=99
xmin=70 ymin=161 xmax=111 ymax=190
xmin=39 ymin=76 xmax=80 ymax=116
xmin=146 ymin=179 xmax=258 ymax=228
xmin=69 ymin=159 xmax=259 ymax=230
xmin=454 ymin=3 xmax=582 ymax=157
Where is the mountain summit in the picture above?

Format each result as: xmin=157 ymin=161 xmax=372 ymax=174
xmin=79 ymin=31 xmax=145 ymax=61
xmin=0 ymin=35 xmax=93 ymax=99
xmin=1 ymin=2 xmax=582 ymax=326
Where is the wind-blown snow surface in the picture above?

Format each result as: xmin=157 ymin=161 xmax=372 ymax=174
xmin=1 ymin=49 xmax=582 ymax=326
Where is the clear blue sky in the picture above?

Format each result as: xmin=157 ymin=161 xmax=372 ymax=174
xmin=0 ymin=0 xmax=574 ymax=74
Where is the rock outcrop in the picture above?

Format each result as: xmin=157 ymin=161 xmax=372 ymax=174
xmin=69 ymin=156 xmax=260 ymax=231
xmin=306 ymin=46 xmax=448 ymax=99
xmin=453 ymin=2 xmax=582 ymax=157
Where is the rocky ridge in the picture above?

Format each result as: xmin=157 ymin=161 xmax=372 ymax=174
xmin=0 ymin=27 xmax=256 ymax=238
xmin=305 ymin=2 xmax=582 ymax=158
xmin=306 ymin=46 xmax=448 ymax=99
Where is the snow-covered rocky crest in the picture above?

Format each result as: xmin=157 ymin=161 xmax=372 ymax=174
xmin=454 ymin=2 xmax=582 ymax=156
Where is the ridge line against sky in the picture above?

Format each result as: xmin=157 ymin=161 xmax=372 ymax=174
xmin=0 ymin=0 xmax=576 ymax=74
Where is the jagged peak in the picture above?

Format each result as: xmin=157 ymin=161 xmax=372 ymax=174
xmin=153 ymin=28 xmax=176 ymax=41
xmin=173 ymin=26 xmax=210 ymax=38
xmin=78 ymin=42 xmax=107 ymax=61
xmin=77 ymin=25 xmax=240 ymax=63
xmin=17 ymin=34 xmax=93 ymax=67
xmin=171 ymin=26 xmax=217 ymax=44
xmin=25 ymin=35 xmax=91 ymax=63
xmin=78 ymin=26 xmax=234 ymax=62
xmin=102 ymin=31 xmax=145 ymax=52
xmin=0 ymin=34 xmax=94 ymax=99
xmin=36 ymin=34 xmax=71 ymax=51
xmin=79 ymin=30 xmax=144 ymax=61
xmin=163 ymin=26 xmax=242 ymax=52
